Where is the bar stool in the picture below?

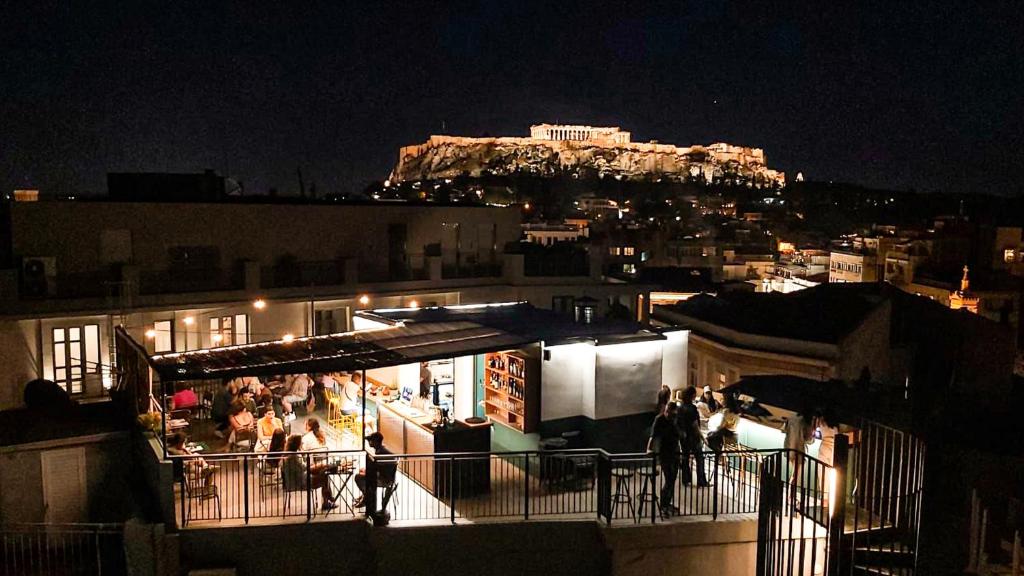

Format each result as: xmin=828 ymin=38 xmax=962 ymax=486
xmin=610 ymin=467 xmax=635 ymax=520
xmin=636 ymin=464 xmax=661 ymax=522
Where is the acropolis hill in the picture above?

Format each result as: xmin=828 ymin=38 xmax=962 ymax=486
xmin=390 ymin=124 xmax=785 ymax=187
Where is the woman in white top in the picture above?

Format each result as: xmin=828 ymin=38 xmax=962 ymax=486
xmin=410 ymin=378 xmax=433 ymax=413
xmin=300 ymin=418 xmax=328 ymax=452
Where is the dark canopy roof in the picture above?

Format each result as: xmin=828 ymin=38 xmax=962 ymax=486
xmin=148 ymin=303 xmax=659 ymax=382
xmin=151 ymin=320 xmax=532 ymax=382
xmin=661 ymin=282 xmax=886 ymax=344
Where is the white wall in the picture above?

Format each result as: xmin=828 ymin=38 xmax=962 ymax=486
xmin=453 ymin=355 xmax=474 ymax=420
xmin=594 ymin=340 xmax=663 ymax=420
xmin=540 ymin=342 xmax=596 ymax=421
xmin=0 ymin=320 xmax=41 ymax=409
xmin=661 ymin=330 xmax=688 ymax=394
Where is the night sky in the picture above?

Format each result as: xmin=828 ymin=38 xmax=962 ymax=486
xmin=3 ymin=1 xmax=1023 ymax=197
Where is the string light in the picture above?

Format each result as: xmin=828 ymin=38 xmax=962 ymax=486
xmin=253 ymin=299 xmax=267 ymax=310
xmin=282 ymin=333 xmax=295 ymax=342
xmin=408 ymin=300 xmax=419 ymax=308
xmin=182 ymin=316 xmax=195 ymax=326
xmin=145 ymin=329 xmax=157 ymax=339
xmin=359 ymin=295 xmax=370 ymax=306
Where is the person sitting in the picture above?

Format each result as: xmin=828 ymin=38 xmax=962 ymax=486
xmin=353 ymin=432 xmax=397 ymax=509
xmin=171 ymin=382 xmax=198 ymax=410
xmin=321 ymin=373 xmax=339 ymax=395
xmin=300 ymin=417 xmax=328 ymax=452
xmin=345 ymin=372 xmax=377 ymax=433
xmin=238 ymin=387 xmax=257 ymax=416
xmin=261 ymin=429 xmax=288 ymax=474
xmin=255 ymin=405 xmax=284 ymax=452
xmin=167 ymin=432 xmax=218 ymax=486
xmin=341 ymin=373 xmax=361 ymax=415
xmin=228 ymin=400 xmax=256 ymax=450
xmin=280 ymin=434 xmax=337 ymax=511
xmin=282 ymin=373 xmax=312 ymax=412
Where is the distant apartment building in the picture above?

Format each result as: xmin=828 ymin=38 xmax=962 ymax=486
xmin=829 ymin=249 xmax=877 ymax=283
xmin=522 ymin=222 xmax=587 ymax=246
xmin=0 ymin=197 xmax=652 ymax=410
xmin=829 ymin=235 xmax=904 ymax=283
xmin=653 ymin=283 xmax=1015 ymax=402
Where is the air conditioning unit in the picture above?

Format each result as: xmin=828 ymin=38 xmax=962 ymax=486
xmin=21 ymin=256 xmax=56 ymax=297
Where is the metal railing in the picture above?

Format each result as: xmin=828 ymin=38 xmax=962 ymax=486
xmin=171 ymin=449 xmax=364 ymax=526
xmin=356 ymin=447 xmax=773 ymax=526
xmin=0 ymin=523 xmax=124 ymax=576
xmin=756 ymin=450 xmax=838 ymax=576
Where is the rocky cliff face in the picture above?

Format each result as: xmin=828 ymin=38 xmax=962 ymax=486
xmin=390 ymin=136 xmax=785 ymax=187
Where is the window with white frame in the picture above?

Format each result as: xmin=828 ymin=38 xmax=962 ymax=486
xmin=53 ymin=324 xmax=99 ymax=394
xmin=153 ymin=320 xmax=173 ymax=353
xmin=210 ymin=314 xmax=249 ymax=346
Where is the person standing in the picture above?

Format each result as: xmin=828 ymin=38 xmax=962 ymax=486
xmin=678 ymin=386 xmax=710 ymax=487
xmin=647 ymin=401 xmax=682 ymax=516
xmin=783 ymin=406 xmax=815 ymax=498
xmin=656 ymin=385 xmax=672 ymax=416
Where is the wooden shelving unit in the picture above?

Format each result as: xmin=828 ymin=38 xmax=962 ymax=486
xmin=483 ymin=350 xmax=539 ymax=433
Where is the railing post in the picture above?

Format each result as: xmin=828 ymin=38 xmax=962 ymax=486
xmin=524 ymin=453 xmax=531 ymax=521
xmin=713 ymin=452 xmax=719 ymax=520
xmin=242 ymin=455 xmax=250 ymax=524
xmin=827 ymin=436 xmax=850 ymax=575
xmin=179 ymin=467 xmax=187 ymax=527
xmin=95 ymin=528 xmax=102 ymax=575
xmin=598 ymin=452 xmax=612 ymax=525
xmin=755 ymin=457 xmax=772 ymax=576
xmin=450 ymin=455 xmax=457 ymax=525
xmin=305 ymin=453 xmax=312 ymax=521
xmin=365 ymin=453 xmax=378 ymax=520
xmin=652 ymin=452 xmax=659 ymax=524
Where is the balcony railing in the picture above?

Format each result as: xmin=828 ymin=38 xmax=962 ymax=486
xmin=260 ymin=260 xmax=346 ymax=289
xmin=171 ymin=447 xmax=775 ymax=528
xmin=0 ymin=523 xmax=124 ymax=576
xmin=138 ymin=267 xmax=244 ymax=295
xmin=442 ymin=262 xmax=502 ymax=279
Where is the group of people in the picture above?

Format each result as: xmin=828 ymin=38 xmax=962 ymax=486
xmin=648 ymin=386 xmax=728 ymax=517
xmin=260 ymin=428 xmax=397 ymax=512
xmin=649 ymin=384 xmax=842 ymax=517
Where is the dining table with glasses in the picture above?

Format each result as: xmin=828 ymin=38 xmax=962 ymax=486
xmin=325 ymin=455 xmax=358 ymax=514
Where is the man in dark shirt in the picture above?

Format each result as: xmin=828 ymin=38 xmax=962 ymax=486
xmin=678 ymin=386 xmax=710 ymax=487
xmin=354 ymin=432 xmax=398 ymax=510
xmin=648 ymin=400 xmax=681 ymax=516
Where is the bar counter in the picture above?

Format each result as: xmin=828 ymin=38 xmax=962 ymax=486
xmin=377 ymin=400 xmax=491 ymax=497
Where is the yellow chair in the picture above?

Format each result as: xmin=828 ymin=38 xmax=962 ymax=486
xmin=324 ymin=389 xmax=343 ymax=428
xmin=337 ymin=413 xmax=356 ymax=437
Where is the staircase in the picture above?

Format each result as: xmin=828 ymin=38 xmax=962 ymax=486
xmin=843 ymin=515 xmax=916 ymax=575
